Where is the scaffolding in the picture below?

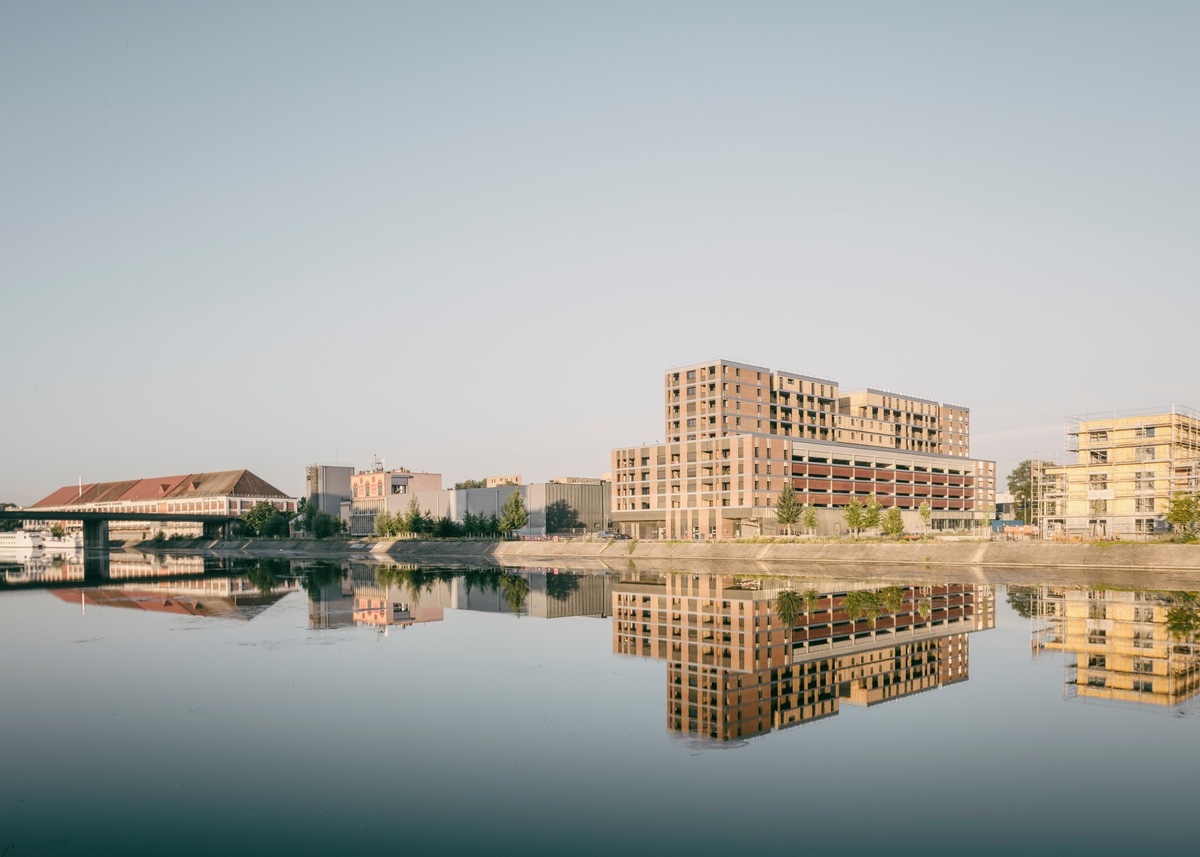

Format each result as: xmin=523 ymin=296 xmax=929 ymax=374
xmin=1030 ymin=585 xmax=1200 ymax=711
xmin=1038 ymin=405 xmax=1200 ymax=540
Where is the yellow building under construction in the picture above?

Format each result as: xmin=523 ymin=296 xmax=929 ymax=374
xmin=1037 ymin=406 xmax=1200 ymax=539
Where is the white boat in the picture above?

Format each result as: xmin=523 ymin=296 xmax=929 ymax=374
xmin=0 ymin=530 xmax=44 ymax=550
xmin=0 ymin=530 xmax=82 ymax=555
xmin=41 ymin=531 xmax=83 ymax=552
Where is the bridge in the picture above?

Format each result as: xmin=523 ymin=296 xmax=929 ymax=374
xmin=0 ymin=509 xmax=238 ymax=550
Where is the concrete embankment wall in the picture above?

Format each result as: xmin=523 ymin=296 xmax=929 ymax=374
xmin=377 ymin=539 xmax=1200 ymax=572
xmin=138 ymin=537 xmax=1200 ymax=575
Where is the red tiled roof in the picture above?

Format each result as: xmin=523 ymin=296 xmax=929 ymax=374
xmin=31 ymin=469 xmax=291 ymax=508
xmin=31 ymin=484 xmax=98 ymax=508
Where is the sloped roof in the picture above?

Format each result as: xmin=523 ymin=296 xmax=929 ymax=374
xmin=122 ymin=475 xmax=193 ymax=502
xmin=31 ymin=469 xmax=291 ymax=508
xmin=31 ymin=484 xmax=98 ymax=508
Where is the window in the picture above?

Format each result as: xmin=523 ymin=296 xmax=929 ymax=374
xmin=1135 ymin=426 xmax=1156 ymax=438
xmin=1088 ymin=474 xmax=1108 ymax=490
xmin=1135 ymin=497 xmax=1155 ymax=513
xmin=1090 ymin=450 xmax=1108 ymax=463
xmin=1134 ymin=471 xmax=1155 ymax=491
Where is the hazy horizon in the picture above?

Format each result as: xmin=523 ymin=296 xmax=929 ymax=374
xmin=4 ymin=2 xmax=1197 ymax=505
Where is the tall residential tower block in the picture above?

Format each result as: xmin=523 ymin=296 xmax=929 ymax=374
xmin=611 ymin=359 xmax=994 ymax=539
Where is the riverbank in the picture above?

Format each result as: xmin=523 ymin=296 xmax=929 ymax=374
xmin=133 ymin=536 xmax=1200 ymax=573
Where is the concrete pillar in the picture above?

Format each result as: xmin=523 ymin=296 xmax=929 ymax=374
xmin=82 ymin=519 xmax=109 ymax=551
xmin=84 ymin=550 xmax=110 ymax=581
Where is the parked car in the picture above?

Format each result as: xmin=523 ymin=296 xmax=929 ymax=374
xmin=613 ymin=533 xmax=632 ymax=540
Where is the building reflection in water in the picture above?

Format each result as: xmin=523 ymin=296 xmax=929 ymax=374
xmin=1029 ymin=586 xmax=1200 ymax=709
xmin=306 ymin=565 xmax=614 ymax=631
xmin=50 ymin=573 xmax=303 ymax=619
xmin=613 ymin=574 xmax=995 ymax=742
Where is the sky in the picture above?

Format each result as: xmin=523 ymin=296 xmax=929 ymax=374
xmin=2 ymin=1 xmax=1197 ymax=505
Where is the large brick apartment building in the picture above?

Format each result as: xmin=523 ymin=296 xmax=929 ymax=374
xmin=611 ymin=359 xmax=995 ymax=539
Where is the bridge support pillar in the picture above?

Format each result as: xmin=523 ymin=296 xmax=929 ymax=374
xmin=83 ymin=519 xmax=109 ymax=551
xmin=84 ymin=550 xmax=111 ymax=581
xmin=203 ymin=520 xmax=225 ymax=540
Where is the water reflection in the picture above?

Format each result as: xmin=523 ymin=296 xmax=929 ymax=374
xmin=306 ymin=564 xmax=614 ymax=630
xmin=4 ymin=559 xmax=1199 ymax=856
xmin=1023 ymin=586 xmax=1200 ymax=709
xmin=614 ymin=575 xmax=995 ymax=741
xmin=6 ymin=552 xmax=1199 ymax=724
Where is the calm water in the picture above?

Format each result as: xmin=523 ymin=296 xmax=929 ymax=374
xmin=2 ymin=553 xmax=1198 ymax=856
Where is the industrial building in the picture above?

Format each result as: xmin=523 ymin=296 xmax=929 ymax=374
xmin=407 ymin=478 xmax=610 ymax=537
xmin=304 ymin=464 xmax=353 ymax=517
xmin=29 ymin=469 xmax=295 ymax=536
xmin=346 ymin=466 xmax=444 ymax=535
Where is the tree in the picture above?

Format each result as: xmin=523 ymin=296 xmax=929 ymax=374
xmin=454 ymin=479 xmax=487 ymax=489
xmin=918 ymin=500 xmax=932 ymax=533
xmin=880 ymin=585 xmax=905 ymax=613
xmin=243 ymin=501 xmax=281 ymax=537
xmin=844 ymin=498 xmax=865 ymax=536
xmin=545 ymin=571 xmax=581 ymax=601
xmin=1006 ymin=585 xmax=1036 ymax=619
xmin=310 ymin=511 xmax=344 ymax=539
xmin=296 ymin=496 xmax=314 ymax=533
xmin=844 ymin=589 xmax=882 ymax=626
xmin=49 ymin=522 xmax=66 ymax=538
xmin=863 ymin=495 xmax=882 ymax=533
xmin=774 ymin=483 xmax=801 ymax=536
xmin=1007 ymin=460 xmax=1034 ymax=524
xmin=545 ymin=500 xmax=582 ymax=534
xmin=499 ymin=490 xmax=529 ymax=537
xmin=1167 ymin=594 xmax=1200 ymax=640
xmin=401 ymin=497 xmax=426 ymax=535
xmin=802 ymin=505 xmax=818 ymax=535
xmin=0 ymin=502 xmax=22 ymax=532
xmin=375 ymin=510 xmax=394 ymax=537
xmin=1166 ymin=493 xmax=1199 ymax=535
xmin=259 ymin=509 xmax=291 ymax=537
xmin=881 ymin=506 xmax=905 ymax=538
xmin=775 ymin=589 xmax=804 ymax=629
xmin=499 ymin=572 xmax=530 ymax=614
